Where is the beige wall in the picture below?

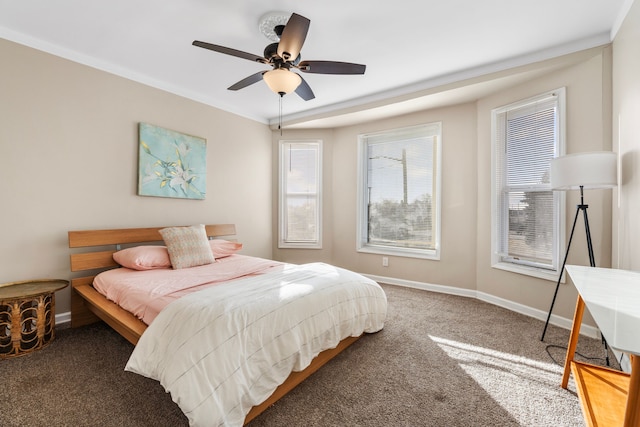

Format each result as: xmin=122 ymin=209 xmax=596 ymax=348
xmin=275 ymin=47 xmax=614 ymax=327
xmin=275 ymin=103 xmax=479 ymax=291
xmin=613 ymin=0 xmax=640 ymax=271
xmin=330 ymin=104 xmax=478 ymax=289
xmin=2 ymin=20 xmax=626 ymax=328
xmin=0 ymin=39 xmax=273 ymax=315
xmin=271 ymin=128 xmax=336 ymax=264
xmin=476 ymin=49 xmax=613 ymax=322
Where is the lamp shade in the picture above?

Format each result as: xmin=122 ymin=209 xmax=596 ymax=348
xmin=550 ymin=151 xmax=617 ymax=190
xmin=263 ymin=69 xmax=301 ymax=95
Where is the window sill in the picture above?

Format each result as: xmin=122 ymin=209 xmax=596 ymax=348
xmin=358 ymin=245 xmax=440 ymax=260
xmin=278 ymin=243 xmax=322 ymax=250
xmin=492 ymin=261 xmax=561 ymax=282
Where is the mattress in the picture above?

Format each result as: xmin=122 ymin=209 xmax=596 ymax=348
xmin=123 ymin=261 xmax=387 ymax=426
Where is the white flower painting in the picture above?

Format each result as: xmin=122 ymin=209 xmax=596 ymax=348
xmin=138 ymin=123 xmax=206 ymax=200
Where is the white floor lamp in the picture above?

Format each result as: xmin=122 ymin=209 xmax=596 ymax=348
xmin=540 ymin=151 xmax=617 ymax=342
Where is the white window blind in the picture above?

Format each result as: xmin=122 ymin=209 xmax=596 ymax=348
xmin=279 ymin=140 xmax=322 ymax=248
xmin=357 ymin=123 xmax=441 ymax=259
xmin=492 ymin=89 xmax=565 ymax=275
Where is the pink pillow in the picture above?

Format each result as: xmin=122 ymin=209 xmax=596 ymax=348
xmin=209 ymin=240 xmax=242 ymax=258
xmin=112 ymin=239 xmax=242 ymax=270
xmin=113 ymin=246 xmax=171 ymax=270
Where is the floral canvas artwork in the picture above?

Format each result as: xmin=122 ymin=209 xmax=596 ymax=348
xmin=138 ymin=123 xmax=206 ymax=200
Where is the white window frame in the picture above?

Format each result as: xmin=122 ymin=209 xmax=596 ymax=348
xmin=491 ymin=88 xmax=566 ymax=281
xmin=278 ymin=140 xmax=322 ymax=249
xmin=357 ymin=123 xmax=442 ymax=260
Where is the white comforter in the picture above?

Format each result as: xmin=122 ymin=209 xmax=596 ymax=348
xmin=125 ymin=262 xmax=387 ymax=426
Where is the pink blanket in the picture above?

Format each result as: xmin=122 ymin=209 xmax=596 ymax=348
xmin=93 ymin=254 xmax=283 ymax=324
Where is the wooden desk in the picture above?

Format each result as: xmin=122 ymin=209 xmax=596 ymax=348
xmin=0 ymin=279 xmax=68 ymax=358
xmin=562 ymin=265 xmax=640 ymax=427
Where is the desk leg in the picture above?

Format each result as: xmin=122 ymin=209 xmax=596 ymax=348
xmin=624 ymin=355 xmax=640 ymax=427
xmin=562 ymin=295 xmax=585 ymax=389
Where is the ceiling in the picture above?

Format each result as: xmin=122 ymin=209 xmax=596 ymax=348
xmin=0 ymin=1 xmax=631 ymax=128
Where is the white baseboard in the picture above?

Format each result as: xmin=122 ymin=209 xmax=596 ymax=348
xmin=364 ymin=273 xmax=600 ymax=339
xmin=476 ymin=290 xmax=600 ymax=339
xmin=56 ymin=311 xmax=72 ymax=328
xmin=56 ymin=274 xmax=601 ymax=340
xmin=365 ymin=273 xmax=477 ymax=298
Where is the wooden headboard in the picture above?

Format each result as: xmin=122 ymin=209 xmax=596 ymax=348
xmin=68 ymin=224 xmax=236 ymax=343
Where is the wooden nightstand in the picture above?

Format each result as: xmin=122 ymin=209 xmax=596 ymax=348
xmin=0 ymin=279 xmax=68 ymax=358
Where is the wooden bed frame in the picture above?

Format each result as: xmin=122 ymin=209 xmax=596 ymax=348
xmin=68 ymin=224 xmax=360 ymax=425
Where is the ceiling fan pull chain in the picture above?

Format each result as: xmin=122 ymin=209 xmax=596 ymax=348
xmin=279 ymin=94 xmax=283 ymax=135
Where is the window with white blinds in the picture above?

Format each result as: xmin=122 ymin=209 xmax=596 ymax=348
xmin=491 ymin=88 xmax=565 ymax=278
xmin=279 ymin=140 xmax=322 ymax=249
xmin=357 ymin=123 xmax=441 ymax=259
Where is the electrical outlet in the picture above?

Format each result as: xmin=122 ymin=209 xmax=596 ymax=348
xmin=382 ymin=257 xmax=389 ymax=267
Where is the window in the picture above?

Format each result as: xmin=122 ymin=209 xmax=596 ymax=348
xmin=357 ymin=123 xmax=441 ymax=259
xmin=279 ymin=140 xmax=322 ymax=249
xmin=491 ymin=88 xmax=565 ymax=280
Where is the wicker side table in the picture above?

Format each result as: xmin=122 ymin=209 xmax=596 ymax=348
xmin=0 ymin=279 xmax=68 ymax=358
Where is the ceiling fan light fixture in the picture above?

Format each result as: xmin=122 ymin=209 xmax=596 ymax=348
xmin=263 ymin=69 xmax=301 ymax=95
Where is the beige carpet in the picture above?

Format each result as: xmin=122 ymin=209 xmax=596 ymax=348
xmin=0 ymin=284 xmax=617 ymax=426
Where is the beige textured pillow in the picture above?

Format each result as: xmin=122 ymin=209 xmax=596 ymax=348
xmin=159 ymin=224 xmax=215 ymax=269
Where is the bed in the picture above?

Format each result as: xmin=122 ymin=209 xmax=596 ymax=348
xmin=68 ymin=224 xmax=387 ymax=426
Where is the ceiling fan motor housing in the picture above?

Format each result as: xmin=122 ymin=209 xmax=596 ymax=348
xmin=264 ymin=43 xmax=279 ymax=61
xmin=264 ymin=42 xmax=301 ymax=67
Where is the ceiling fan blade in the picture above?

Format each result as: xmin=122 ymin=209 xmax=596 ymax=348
xmin=277 ymin=13 xmax=310 ymax=62
xmin=298 ymin=60 xmax=366 ymax=75
xmin=295 ymin=75 xmax=315 ymax=101
xmin=192 ymin=41 xmax=266 ymax=64
xmin=227 ymin=71 xmax=266 ymax=91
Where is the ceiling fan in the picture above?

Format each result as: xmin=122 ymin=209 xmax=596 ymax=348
xmin=192 ymin=12 xmax=366 ymax=101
